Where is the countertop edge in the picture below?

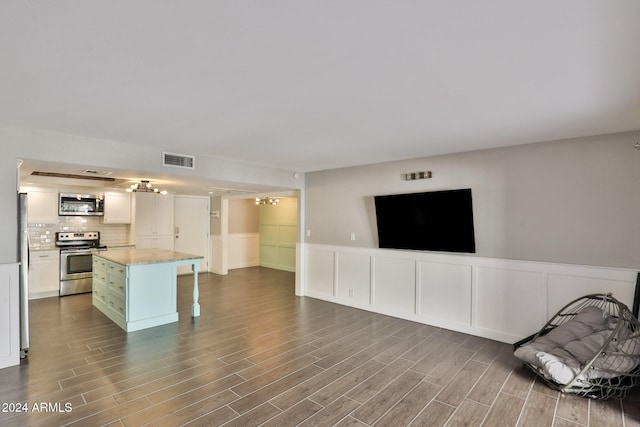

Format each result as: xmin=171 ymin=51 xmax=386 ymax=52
xmin=94 ymin=249 xmax=203 ymax=266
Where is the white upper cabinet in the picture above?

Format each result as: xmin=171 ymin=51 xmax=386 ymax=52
xmin=153 ymin=194 xmax=174 ymax=235
xmin=133 ymin=192 xmax=174 ymax=250
xmin=25 ymin=188 xmax=58 ymax=224
xmin=103 ymin=191 xmax=131 ymax=224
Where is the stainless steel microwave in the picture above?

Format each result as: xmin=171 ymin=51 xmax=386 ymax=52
xmin=59 ymin=193 xmax=105 ymax=216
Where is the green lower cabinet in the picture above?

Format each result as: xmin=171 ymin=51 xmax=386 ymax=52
xmin=92 ymin=255 xmax=179 ymax=332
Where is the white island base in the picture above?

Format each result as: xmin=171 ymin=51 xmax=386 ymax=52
xmin=92 ymin=249 xmax=203 ymax=332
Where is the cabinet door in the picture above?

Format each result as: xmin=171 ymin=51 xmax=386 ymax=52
xmin=134 ymin=236 xmax=155 ymax=249
xmin=134 ymin=193 xmax=156 ymax=235
xmin=134 ymin=192 xmax=174 ymax=250
xmin=103 ymin=192 xmax=131 ymax=224
xmin=153 ymin=236 xmax=174 ymax=251
xmin=29 ymin=251 xmax=60 ymax=297
xmin=154 ymin=194 xmax=174 ymax=235
xmin=26 ymin=189 xmax=58 ymax=224
xmin=136 ymin=236 xmax=173 ymax=250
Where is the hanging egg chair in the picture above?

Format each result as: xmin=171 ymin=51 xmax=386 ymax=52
xmin=514 ymin=293 xmax=640 ymax=399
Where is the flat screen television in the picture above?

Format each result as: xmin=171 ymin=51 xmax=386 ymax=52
xmin=374 ymin=188 xmax=476 ymax=253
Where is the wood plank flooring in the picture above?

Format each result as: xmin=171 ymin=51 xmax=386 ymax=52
xmin=1 ymin=267 xmax=639 ymax=426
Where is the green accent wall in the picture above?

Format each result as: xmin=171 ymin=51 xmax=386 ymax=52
xmin=259 ymin=197 xmax=298 ymax=272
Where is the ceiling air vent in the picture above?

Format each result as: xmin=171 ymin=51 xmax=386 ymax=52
xmin=163 ymin=152 xmax=195 ymax=169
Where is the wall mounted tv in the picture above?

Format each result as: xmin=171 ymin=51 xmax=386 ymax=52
xmin=374 ymin=188 xmax=476 ymax=253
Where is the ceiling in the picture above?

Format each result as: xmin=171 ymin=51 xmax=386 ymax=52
xmin=3 ymin=1 xmax=640 ymax=191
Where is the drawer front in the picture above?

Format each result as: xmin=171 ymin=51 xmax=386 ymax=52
xmin=93 ymin=256 xmax=107 ymax=270
xmin=93 ymin=266 xmax=107 ymax=287
xmin=92 ymin=284 xmax=108 ymax=309
xmin=107 ymin=292 xmax=127 ymax=321
xmin=107 ymin=274 xmax=126 ymax=297
xmin=107 ymin=262 xmax=127 ymax=297
xmin=107 ymin=261 xmax=126 ymax=278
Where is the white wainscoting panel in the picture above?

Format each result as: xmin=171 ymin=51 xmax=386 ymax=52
xmin=372 ymin=255 xmax=416 ymax=317
xmin=335 ymin=252 xmax=371 ymax=306
xmin=302 ymin=244 xmax=638 ymax=343
xmin=419 ymin=261 xmax=472 ymax=328
xmin=547 ymin=272 xmax=637 ymax=317
xmin=228 ymin=233 xmax=259 ymax=270
xmin=306 ymin=247 xmax=335 ymax=297
xmin=474 ymin=266 xmax=546 ymax=339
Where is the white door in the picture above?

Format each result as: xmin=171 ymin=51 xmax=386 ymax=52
xmin=174 ymin=196 xmax=210 ymax=275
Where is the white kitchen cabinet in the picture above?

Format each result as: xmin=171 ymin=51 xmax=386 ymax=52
xmin=135 ymin=236 xmax=174 ymax=251
xmin=133 ymin=192 xmax=174 ymax=250
xmin=29 ymin=250 xmax=59 ymax=299
xmin=25 ymin=189 xmax=58 ymax=224
xmin=103 ymin=191 xmax=131 ymax=224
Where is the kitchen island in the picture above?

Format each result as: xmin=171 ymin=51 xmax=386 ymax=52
xmin=92 ymin=248 xmax=203 ymax=332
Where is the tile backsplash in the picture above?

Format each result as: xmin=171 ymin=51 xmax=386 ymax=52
xmin=28 ymin=216 xmax=131 ymax=250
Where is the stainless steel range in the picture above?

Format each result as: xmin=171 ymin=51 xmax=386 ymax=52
xmin=56 ymin=231 xmax=107 ymax=296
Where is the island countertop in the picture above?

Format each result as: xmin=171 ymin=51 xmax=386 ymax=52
xmin=95 ymin=248 xmax=203 ymax=266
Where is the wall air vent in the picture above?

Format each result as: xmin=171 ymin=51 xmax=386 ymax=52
xmin=163 ymin=152 xmax=195 ymax=169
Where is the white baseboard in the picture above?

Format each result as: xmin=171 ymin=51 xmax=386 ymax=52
xmin=29 ymin=290 xmax=59 ymax=300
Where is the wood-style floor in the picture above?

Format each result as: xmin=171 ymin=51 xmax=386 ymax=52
xmin=1 ymin=267 xmax=639 ymax=426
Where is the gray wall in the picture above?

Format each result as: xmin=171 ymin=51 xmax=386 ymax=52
xmin=305 ymin=131 xmax=640 ymax=269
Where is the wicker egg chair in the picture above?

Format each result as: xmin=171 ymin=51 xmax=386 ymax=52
xmin=514 ymin=293 xmax=640 ymax=399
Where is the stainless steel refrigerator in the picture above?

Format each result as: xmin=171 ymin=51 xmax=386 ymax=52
xmin=18 ymin=192 xmax=29 ymax=358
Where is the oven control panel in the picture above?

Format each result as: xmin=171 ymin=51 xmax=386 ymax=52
xmin=56 ymin=231 xmax=100 ymax=245
xmin=56 ymin=231 xmax=100 ymax=242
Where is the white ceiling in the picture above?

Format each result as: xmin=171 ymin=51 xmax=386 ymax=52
xmin=3 ymin=1 xmax=640 ymax=178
